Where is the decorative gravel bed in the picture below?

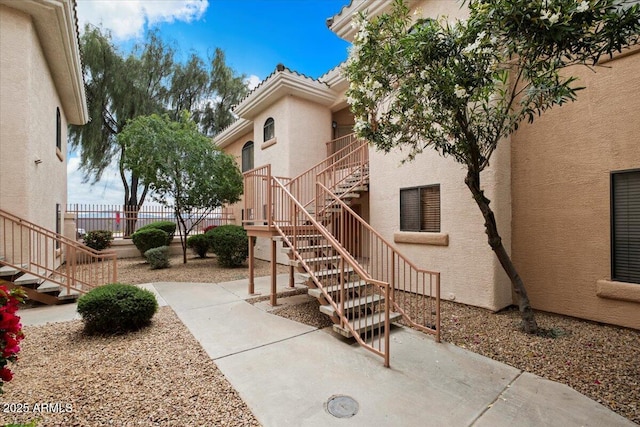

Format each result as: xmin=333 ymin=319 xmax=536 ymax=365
xmin=1 ymin=307 xmax=260 ymax=427
xmin=11 ymin=255 xmax=640 ymax=424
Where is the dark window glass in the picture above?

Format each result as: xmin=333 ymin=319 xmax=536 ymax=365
xmin=263 ymin=118 xmax=274 ymax=142
xmin=611 ymin=170 xmax=640 ymax=283
xmin=242 ymin=141 xmax=254 ymax=172
xmin=400 ymin=185 xmax=440 ymax=232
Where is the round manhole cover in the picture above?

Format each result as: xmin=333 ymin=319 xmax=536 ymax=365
xmin=326 ymin=395 xmax=359 ymax=418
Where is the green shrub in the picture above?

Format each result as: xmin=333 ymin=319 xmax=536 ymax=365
xmin=131 ymin=228 xmax=168 ymax=256
xmin=207 ymin=225 xmax=249 ymax=267
xmin=137 ymin=221 xmax=175 ymax=245
xmin=145 ymin=246 xmax=170 ymax=269
xmin=83 ymin=230 xmax=114 ymax=251
xmin=187 ymin=234 xmax=210 ymax=258
xmin=77 ymin=283 xmax=158 ymax=334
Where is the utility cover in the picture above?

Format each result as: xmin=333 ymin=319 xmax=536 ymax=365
xmin=326 ymin=395 xmax=359 ymax=418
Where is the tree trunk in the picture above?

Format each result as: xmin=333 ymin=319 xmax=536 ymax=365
xmin=465 ymin=168 xmax=538 ymax=333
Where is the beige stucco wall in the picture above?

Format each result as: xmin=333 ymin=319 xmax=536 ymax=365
xmin=0 ymin=5 xmax=67 ymax=233
xmin=511 ymin=49 xmax=640 ymax=329
xmin=369 ymin=138 xmax=513 ymax=311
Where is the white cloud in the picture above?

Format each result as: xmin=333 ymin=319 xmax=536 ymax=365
xmin=245 ymin=75 xmax=261 ymax=90
xmin=76 ymin=0 xmax=209 ymax=41
xmin=67 ymin=156 xmax=127 ymax=206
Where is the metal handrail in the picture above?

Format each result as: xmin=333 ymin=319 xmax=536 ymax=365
xmin=270 ymin=174 xmax=392 ymax=366
xmin=315 ymin=183 xmax=441 ymax=340
xmin=0 ymin=209 xmax=117 ymax=297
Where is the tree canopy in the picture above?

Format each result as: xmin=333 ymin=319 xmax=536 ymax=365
xmin=344 ymin=0 xmax=640 ymax=333
xmin=119 ymin=113 xmax=244 ymax=263
xmin=69 ymin=26 xmax=248 ymax=228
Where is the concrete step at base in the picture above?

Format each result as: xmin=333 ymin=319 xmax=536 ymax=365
xmin=37 ymin=281 xmax=61 ymax=293
xmin=332 ymin=311 xmax=403 ymax=338
xmin=57 ymin=287 xmax=80 ymax=300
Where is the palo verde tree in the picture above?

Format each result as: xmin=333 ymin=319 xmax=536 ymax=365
xmin=119 ymin=113 xmax=243 ymax=264
xmin=344 ymin=0 xmax=640 ymax=333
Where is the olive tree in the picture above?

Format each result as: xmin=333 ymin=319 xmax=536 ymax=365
xmin=344 ymin=0 xmax=640 ymax=333
xmin=120 ymin=114 xmax=243 ymax=263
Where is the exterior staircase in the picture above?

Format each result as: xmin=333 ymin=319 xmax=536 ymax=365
xmin=243 ymin=134 xmax=440 ymax=367
xmin=0 ymin=209 xmax=118 ymax=304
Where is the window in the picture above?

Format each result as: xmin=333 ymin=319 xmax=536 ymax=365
xmin=56 ymin=107 xmax=61 ymax=151
xmin=263 ymin=117 xmax=275 ymax=142
xmin=400 ymin=185 xmax=440 ymax=232
xmin=241 ymin=141 xmax=254 ymax=172
xmin=611 ymin=170 xmax=640 ymax=283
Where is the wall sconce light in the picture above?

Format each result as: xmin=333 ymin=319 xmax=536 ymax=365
xmin=332 ymin=121 xmax=338 ymax=129
xmin=34 ymin=159 xmax=42 ymax=165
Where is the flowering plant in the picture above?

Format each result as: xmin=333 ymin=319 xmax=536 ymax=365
xmin=0 ymin=285 xmax=25 ymax=393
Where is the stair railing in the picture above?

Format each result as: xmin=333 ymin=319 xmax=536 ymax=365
xmin=0 ymin=209 xmax=117 ymax=296
xmin=269 ymin=171 xmax=392 ymax=367
xmin=286 ymin=134 xmax=367 ymax=210
xmin=315 ymin=183 xmax=441 ymax=341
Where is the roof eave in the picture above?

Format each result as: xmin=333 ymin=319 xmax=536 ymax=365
xmin=214 ymin=118 xmax=253 ymax=149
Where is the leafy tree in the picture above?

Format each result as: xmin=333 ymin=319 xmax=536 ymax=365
xmin=344 ymin=0 xmax=640 ymax=333
xmin=120 ymin=114 xmax=243 ymax=264
xmin=70 ymin=27 xmax=247 ymax=234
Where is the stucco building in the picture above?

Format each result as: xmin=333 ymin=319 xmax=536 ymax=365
xmin=215 ymin=0 xmax=639 ymax=330
xmin=0 ymin=0 xmax=87 ymax=233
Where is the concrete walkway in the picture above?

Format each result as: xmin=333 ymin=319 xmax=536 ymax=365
xmin=19 ymin=276 xmax=635 ymax=427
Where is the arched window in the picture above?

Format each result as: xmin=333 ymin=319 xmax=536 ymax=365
xmin=263 ymin=117 xmax=275 ymax=142
xmin=56 ymin=107 xmax=61 ymax=151
xmin=242 ymin=141 xmax=254 ymax=172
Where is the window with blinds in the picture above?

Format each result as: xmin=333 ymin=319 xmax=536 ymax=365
xmin=400 ymin=184 xmax=440 ymax=232
xmin=242 ymin=141 xmax=254 ymax=172
xmin=611 ymin=170 xmax=640 ymax=283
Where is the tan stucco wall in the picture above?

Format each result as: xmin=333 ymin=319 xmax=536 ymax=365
xmin=369 ymin=139 xmax=513 ymax=311
xmin=0 ymin=5 xmax=67 ymax=233
xmin=511 ymin=50 xmax=640 ymax=329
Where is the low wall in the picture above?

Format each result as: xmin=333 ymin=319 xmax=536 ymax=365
xmin=109 ymin=237 xmax=184 ymax=259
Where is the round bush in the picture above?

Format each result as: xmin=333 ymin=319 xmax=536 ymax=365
xmin=145 ymin=246 xmax=170 ymax=269
xmin=131 ymin=228 xmax=169 ymax=256
xmin=137 ymin=221 xmax=175 ymax=245
xmin=77 ymin=283 xmax=158 ymax=334
xmin=207 ymin=225 xmax=249 ymax=267
xmin=83 ymin=230 xmax=114 ymax=251
xmin=187 ymin=234 xmax=210 ymax=258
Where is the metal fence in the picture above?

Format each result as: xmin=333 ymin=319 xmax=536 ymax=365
xmin=66 ymin=204 xmax=235 ymax=238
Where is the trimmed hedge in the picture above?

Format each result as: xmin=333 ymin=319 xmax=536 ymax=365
xmin=131 ymin=228 xmax=168 ymax=256
xmin=83 ymin=230 xmax=113 ymax=251
xmin=77 ymin=283 xmax=158 ymax=334
xmin=186 ymin=234 xmax=210 ymax=258
xmin=145 ymin=246 xmax=170 ymax=269
xmin=137 ymin=221 xmax=175 ymax=245
xmin=207 ymin=225 xmax=249 ymax=267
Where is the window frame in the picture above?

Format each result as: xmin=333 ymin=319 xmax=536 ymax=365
xmin=399 ymin=184 xmax=441 ymax=233
xmin=610 ymin=168 xmax=640 ymax=283
xmin=241 ymin=140 xmax=254 ymax=172
xmin=263 ymin=117 xmax=275 ymax=142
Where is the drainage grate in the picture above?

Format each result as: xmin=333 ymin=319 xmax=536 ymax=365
xmin=325 ymin=395 xmax=359 ymax=418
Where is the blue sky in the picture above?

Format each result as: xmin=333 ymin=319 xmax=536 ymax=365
xmin=69 ymin=0 xmax=352 ymax=205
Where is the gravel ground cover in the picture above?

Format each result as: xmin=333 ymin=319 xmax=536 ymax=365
xmin=10 ymin=254 xmax=640 ymax=424
xmin=1 ymin=307 xmax=260 ymax=427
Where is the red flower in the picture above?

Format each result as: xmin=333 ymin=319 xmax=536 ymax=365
xmin=0 ymin=367 xmax=13 ymax=382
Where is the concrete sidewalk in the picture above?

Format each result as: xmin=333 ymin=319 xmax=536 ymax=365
xmin=20 ymin=276 xmax=635 ymax=427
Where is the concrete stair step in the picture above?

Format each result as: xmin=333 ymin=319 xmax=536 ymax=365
xmin=37 ymin=280 xmax=61 ymax=293
xmin=281 ymin=244 xmax=333 ymax=254
xmin=308 ymin=280 xmax=367 ymax=298
xmin=289 ymin=255 xmax=341 ymax=268
xmin=296 ymin=266 xmax=354 ymax=281
xmin=332 ymin=311 xmax=403 ymax=338
xmin=57 ymin=287 xmax=80 ymax=300
xmin=0 ymin=265 xmax=19 ymax=276
xmin=320 ymin=294 xmax=384 ymax=317
xmin=14 ymin=273 xmax=42 ymax=286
